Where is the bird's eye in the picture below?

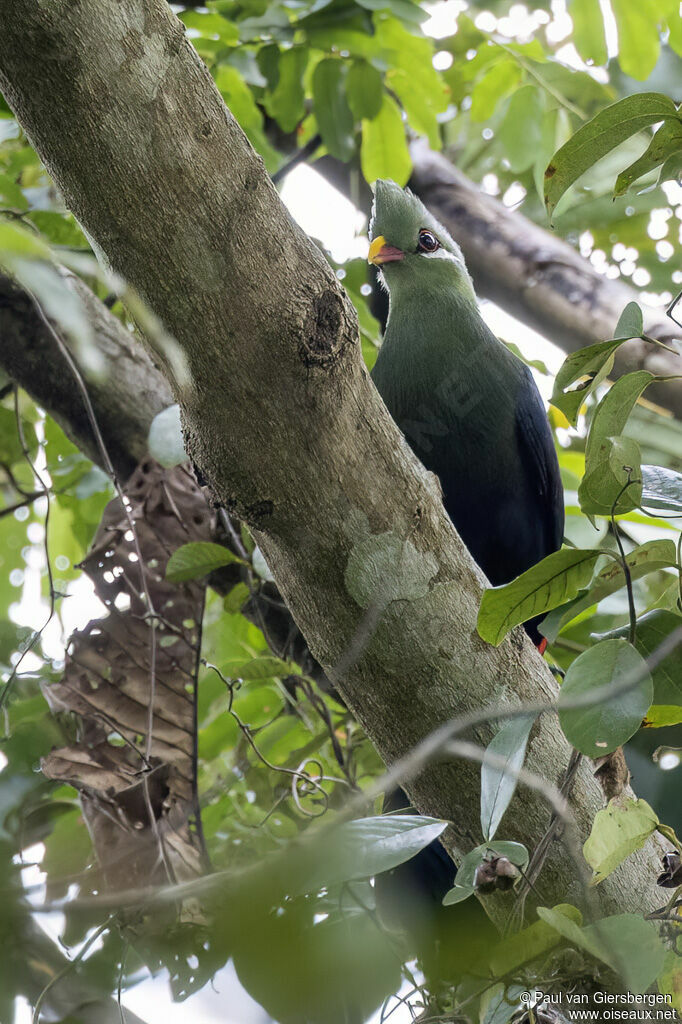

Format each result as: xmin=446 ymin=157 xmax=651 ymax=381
xmin=417 ymin=229 xmax=439 ymax=253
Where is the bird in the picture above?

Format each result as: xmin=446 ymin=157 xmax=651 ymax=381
xmin=368 ymin=179 xmax=564 ymax=645
xmin=366 ymin=179 xmax=564 ymax=963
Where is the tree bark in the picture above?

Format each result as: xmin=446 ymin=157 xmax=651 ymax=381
xmin=0 ymin=272 xmax=172 ymax=476
xmin=0 ymin=0 xmax=667 ymax=922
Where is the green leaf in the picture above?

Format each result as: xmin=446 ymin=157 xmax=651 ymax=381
xmin=498 ymin=86 xmax=545 ymax=174
xmin=658 ymin=950 xmax=682 ymax=1018
xmin=641 ymin=463 xmax=682 ymax=512
xmin=214 ymin=65 xmax=280 ymax=171
xmin=360 ymin=94 xmax=411 ymax=186
xmin=231 ymin=656 xmax=296 ymax=680
xmin=297 ymin=815 xmax=447 ymax=895
xmin=615 ymin=119 xmax=682 ymax=196
xmin=537 ymin=908 xmax=666 ymax=993
xmin=491 ymin=903 xmax=583 ymax=975
xmin=614 ymin=300 xmax=644 ymax=340
xmin=583 ymin=798 xmax=659 ymax=885
xmin=544 ymin=93 xmax=679 ymax=216
xmin=470 ymin=59 xmax=522 ymax=123
xmin=658 ymin=148 xmax=682 ymax=185
xmin=480 ymin=985 xmax=528 ymax=1024
xmin=388 ymin=69 xmax=441 ymax=149
xmin=148 ymin=404 xmax=186 ymax=468
xmin=569 ymin=0 xmax=607 ymax=65
xmin=180 ymin=10 xmax=239 ymax=42
xmin=578 ymin=435 xmax=642 ymax=516
xmin=223 ymin=581 xmax=251 ymax=613
xmin=550 ymin=338 xmax=629 ymax=426
xmin=645 ymin=705 xmax=682 ymax=727
xmin=0 ymin=172 xmax=28 ymax=211
xmin=346 ymin=60 xmax=383 ymax=121
xmin=355 ymin=0 xmax=428 ymax=23
xmin=477 ymin=548 xmax=604 ymax=647
xmin=585 ymin=370 xmax=656 ymax=473
xmin=377 ymin=18 xmax=447 ymax=148
xmin=596 ymin=610 xmax=682 ymax=711
xmin=611 ymin=0 xmax=661 ymax=80
xmin=27 ymin=211 xmax=90 ymax=249
xmin=480 ymin=715 xmax=535 ymax=842
xmin=544 ymin=538 xmax=678 ymax=640
xmin=442 ymin=883 xmax=476 ymax=905
xmin=0 ymin=220 xmax=51 ymax=260
xmin=558 ymin=639 xmax=653 ymax=757
xmin=312 ymin=59 xmax=355 ymax=162
xmin=0 ymin=406 xmax=38 ymax=467
xmin=267 ymin=47 xmax=308 ymax=132
xmin=166 ymin=541 xmax=242 ymax=582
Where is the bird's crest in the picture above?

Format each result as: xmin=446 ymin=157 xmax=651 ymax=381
xmin=369 ymin=179 xmax=461 ymax=259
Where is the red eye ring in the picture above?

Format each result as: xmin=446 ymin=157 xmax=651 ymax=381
xmin=418 ymin=229 xmax=439 ymax=253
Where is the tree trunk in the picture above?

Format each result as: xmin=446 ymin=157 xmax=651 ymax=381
xmin=0 ymin=0 xmax=667 ymax=922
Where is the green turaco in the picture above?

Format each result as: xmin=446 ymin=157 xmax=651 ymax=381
xmin=368 ymin=179 xmax=564 ymax=643
xmin=367 ymin=180 xmax=564 ymax=950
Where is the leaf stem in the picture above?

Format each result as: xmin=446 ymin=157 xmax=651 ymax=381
xmin=610 ymin=475 xmax=640 ymax=645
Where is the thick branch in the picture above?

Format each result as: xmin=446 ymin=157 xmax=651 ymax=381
xmin=0 ymin=272 xmax=172 ymax=476
xmin=0 ymin=0 xmax=666 ymax=922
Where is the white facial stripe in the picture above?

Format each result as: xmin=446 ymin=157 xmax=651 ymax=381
xmin=421 ymin=247 xmax=460 ymax=264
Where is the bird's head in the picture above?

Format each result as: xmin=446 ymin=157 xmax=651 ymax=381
xmin=368 ymin=179 xmax=474 ymax=300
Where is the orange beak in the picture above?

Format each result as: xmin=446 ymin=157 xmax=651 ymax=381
xmin=368 ymin=235 xmax=405 ymax=266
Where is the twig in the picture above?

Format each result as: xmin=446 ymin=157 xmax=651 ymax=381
xmin=32 ymin=916 xmax=115 ymax=1024
xmin=271 ymin=134 xmax=322 ymax=186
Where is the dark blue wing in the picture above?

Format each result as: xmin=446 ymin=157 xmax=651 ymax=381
xmin=515 ymin=363 xmax=564 ymax=561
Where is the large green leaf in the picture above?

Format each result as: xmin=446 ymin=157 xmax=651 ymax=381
xmin=640 ymin=464 xmax=682 ymax=513
xmin=477 ymin=548 xmax=604 ymax=647
xmin=491 ymin=903 xmax=583 ymax=976
xmin=615 ymin=119 xmax=682 ymax=196
xmin=360 ymin=94 xmax=411 ymax=185
xmin=550 ymin=338 xmax=629 ymax=426
xmin=578 ymin=434 xmax=642 ymax=516
xmin=166 ymin=541 xmax=243 ymax=582
xmin=596 ymin=609 xmax=682 ymax=711
xmin=480 ymin=715 xmax=536 ymax=842
xmin=267 ymin=47 xmax=308 ymax=132
xmin=558 ymin=639 xmax=653 ymax=757
xmin=354 ymin=0 xmax=428 ymax=25
xmin=346 ymin=60 xmax=383 ymax=120
xmin=470 ymin=59 xmax=522 ymax=123
xmin=180 ymin=9 xmax=239 ymax=42
xmin=611 ymin=0 xmax=661 ymax=80
xmin=583 ymin=798 xmax=659 ymax=885
xmin=214 ymin=65 xmax=280 ymax=171
xmin=537 ymin=908 xmax=666 ymax=993
xmin=585 ymin=371 xmax=655 ymax=466
xmin=378 ymin=18 xmax=447 ymax=148
xmin=542 ymin=539 xmax=678 ymax=640
xmin=498 ymin=86 xmax=545 ymax=174
xmin=544 ymin=93 xmax=679 ymax=216
xmin=312 ymin=59 xmax=355 ymax=162
xmin=614 ymin=300 xmax=644 ymax=340
xmin=230 ymin=655 xmax=297 ymax=680
xmin=295 ymin=815 xmax=447 ymax=895
xmin=569 ymin=0 xmax=607 ymax=66
xmin=0 ymin=219 xmax=51 ymax=259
